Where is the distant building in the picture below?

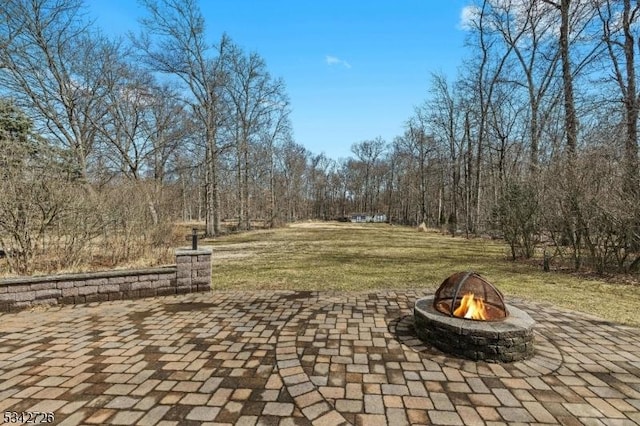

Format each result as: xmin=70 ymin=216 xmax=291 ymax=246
xmin=372 ymin=214 xmax=388 ymax=223
xmin=350 ymin=213 xmax=387 ymax=223
xmin=351 ymin=213 xmax=368 ymax=223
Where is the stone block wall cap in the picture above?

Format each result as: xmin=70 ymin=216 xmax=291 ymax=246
xmin=0 ymin=265 xmax=177 ymax=286
xmin=175 ymin=248 xmax=212 ymax=255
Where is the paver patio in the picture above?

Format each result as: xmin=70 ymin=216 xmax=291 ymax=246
xmin=1 ymin=290 xmax=639 ymax=425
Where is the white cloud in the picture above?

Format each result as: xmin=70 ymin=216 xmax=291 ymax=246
xmin=326 ymin=55 xmax=351 ymax=69
xmin=458 ymin=5 xmax=480 ymax=30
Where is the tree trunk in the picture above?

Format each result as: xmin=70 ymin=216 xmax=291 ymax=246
xmin=236 ymin=142 xmax=244 ymax=230
xmin=559 ymin=0 xmax=582 ymax=270
xmin=420 ymin=147 xmax=428 ymax=225
xmin=464 ymin=112 xmax=473 ymax=238
xmin=560 ymin=0 xmax=578 ymax=158
xmin=242 ymin=138 xmax=250 ymax=230
xmin=205 ymin=134 xmax=221 ymax=237
xmin=622 ymin=0 xmax=639 ymax=196
xmin=530 ymin=103 xmax=540 ymax=176
xmin=269 ymin=151 xmax=276 ymax=227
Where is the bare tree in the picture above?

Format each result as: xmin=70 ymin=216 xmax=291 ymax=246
xmin=0 ymin=0 xmax=115 ymax=182
xmin=136 ymin=0 xmax=229 ymax=236
xmin=260 ymin=95 xmax=292 ymax=227
xmin=277 ymin=141 xmax=309 ymax=222
xmin=86 ymin=55 xmax=189 ymax=227
xmin=351 ymin=138 xmax=387 ymax=214
xmin=558 ymin=0 xmax=580 ymax=157
xmin=460 ymin=0 xmax=522 ymax=233
xmin=95 ymin=62 xmax=155 ymax=181
xmin=400 ymin=110 xmax=436 ymax=225
xmin=486 ymin=0 xmax=562 ymax=175
xmin=426 ymin=73 xmax=463 ymax=235
xmin=596 ymin=0 xmax=640 ymax=196
xmin=224 ymin=43 xmax=288 ymax=230
xmin=540 ymin=0 xmax=603 ymax=269
xmin=462 ymin=110 xmax=474 ymax=238
xmin=308 ymin=154 xmax=333 ymax=220
xmin=485 ymin=83 xmax=527 ymax=197
xmin=144 ymin=84 xmax=191 ymax=186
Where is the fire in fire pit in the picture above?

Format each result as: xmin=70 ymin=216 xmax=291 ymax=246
xmin=433 ymin=271 xmax=507 ymax=321
xmin=454 ymin=293 xmax=486 ymax=320
xmin=414 ymin=271 xmax=535 ymax=363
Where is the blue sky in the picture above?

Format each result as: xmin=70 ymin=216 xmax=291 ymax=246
xmin=88 ymin=1 xmax=470 ymax=160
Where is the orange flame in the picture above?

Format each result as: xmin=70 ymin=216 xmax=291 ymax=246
xmin=453 ymin=292 xmax=487 ymax=320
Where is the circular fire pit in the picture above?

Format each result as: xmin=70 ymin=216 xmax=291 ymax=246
xmin=414 ymin=272 xmax=535 ymax=363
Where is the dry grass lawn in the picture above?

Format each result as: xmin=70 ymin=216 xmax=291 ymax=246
xmin=206 ymin=221 xmax=640 ymax=327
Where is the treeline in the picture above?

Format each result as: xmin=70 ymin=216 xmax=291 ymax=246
xmin=1 ymin=0 xmax=639 ymax=276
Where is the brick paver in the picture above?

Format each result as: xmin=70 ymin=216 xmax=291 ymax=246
xmin=1 ymin=290 xmax=639 ymax=424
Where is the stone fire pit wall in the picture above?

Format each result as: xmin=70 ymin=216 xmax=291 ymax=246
xmin=0 ymin=248 xmax=212 ymax=312
xmin=414 ymin=296 xmax=535 ymax=363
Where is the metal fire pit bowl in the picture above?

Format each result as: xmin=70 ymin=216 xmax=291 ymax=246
xmin=433 ymin=271 xmax=508 ymax=321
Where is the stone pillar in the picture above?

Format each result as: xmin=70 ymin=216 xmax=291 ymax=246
xmin=175 ymin=248 xmax=212 ymax=294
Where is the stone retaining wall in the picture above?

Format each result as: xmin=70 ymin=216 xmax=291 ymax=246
xmin=0 ymin=248 xmax=212 ymax=312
